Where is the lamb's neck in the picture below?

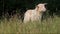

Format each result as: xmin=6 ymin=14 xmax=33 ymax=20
xmin=34 ymin=8 xmax=41 ymax=14
xmin=34 ymin=8 xmax=37 ymax=11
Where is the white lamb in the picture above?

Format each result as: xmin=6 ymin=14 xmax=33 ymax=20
xmin=23 ymin=3 xmax=47 ymax=23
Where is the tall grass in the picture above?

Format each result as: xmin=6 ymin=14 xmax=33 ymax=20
xmin=0 ymin=15 xmax=60 ymax=34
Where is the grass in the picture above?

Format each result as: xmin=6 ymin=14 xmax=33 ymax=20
xmin=0 ymin=15 xmax=60 ymax=34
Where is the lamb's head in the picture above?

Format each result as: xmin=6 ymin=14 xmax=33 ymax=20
xmin=35 ymin=3 xmax=47 ymax=13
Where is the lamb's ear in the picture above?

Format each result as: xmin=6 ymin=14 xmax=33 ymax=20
xmin=36 ymin=5 xmax=39 ymax=11
xmin=44 ymin=3 xmax=47 ymax=5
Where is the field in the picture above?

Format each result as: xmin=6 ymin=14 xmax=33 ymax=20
xmin=0 ymin=15 xmax=60 ymax=34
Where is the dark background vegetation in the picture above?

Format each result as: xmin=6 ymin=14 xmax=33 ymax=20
xmin=0 ymin=0 xmax=60 ymax=20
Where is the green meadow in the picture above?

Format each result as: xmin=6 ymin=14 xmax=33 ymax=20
xmin=0 ymin=15 xmax=60 ymax=34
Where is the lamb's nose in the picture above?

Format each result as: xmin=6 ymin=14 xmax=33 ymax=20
xmin=45 ymin=4 xmax=48 ymax=9
xmin=45 ymin=4 xmax=47 ymax=8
